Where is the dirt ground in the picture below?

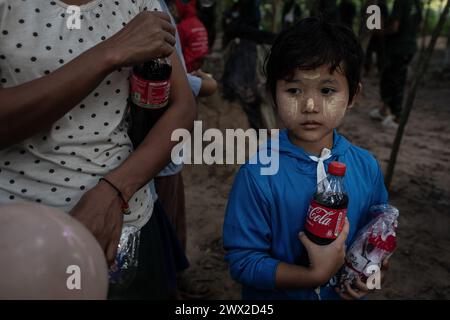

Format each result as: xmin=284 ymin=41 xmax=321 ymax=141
xmin=181 ymin=45 xmax=450 ymax=300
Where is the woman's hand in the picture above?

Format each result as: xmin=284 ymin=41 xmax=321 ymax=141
xmin=298 ymin=219 xmax=350 ymax=286
xmin=104 ymin=11 xmax=177 ymax=68
xmin=335 ymin=258 xmax=390 ymax=300
xmin=69 ymin=180 xmax=124 ymax=266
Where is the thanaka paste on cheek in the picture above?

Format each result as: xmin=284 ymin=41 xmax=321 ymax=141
xmin=322 ymin=95 xmax=347 ymax=122
xmin=278 ymin=95 xmax=299 ymax=127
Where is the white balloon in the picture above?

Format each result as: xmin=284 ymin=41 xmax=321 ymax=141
xmin=0 ymin=202 xmax=108 ymax=300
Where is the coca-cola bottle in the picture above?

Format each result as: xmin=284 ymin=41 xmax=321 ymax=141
xmin=299 ymin=161 xmax=348 ymax=266
xmin=128 ymin=57 xmax=172 ymax=149
xmin=128 ymin=3 xmax=172 ymax=149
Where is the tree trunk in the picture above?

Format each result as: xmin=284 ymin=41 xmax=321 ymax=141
xmin=385 ymin=0 xmax=450 ymax=189
xmin=445 ymin=27 xmax=450 ymax=68
xmin=272 ymin=0 xmax=284 ymax=33
xmin=421 ymin=0 xmax=433 ymax=52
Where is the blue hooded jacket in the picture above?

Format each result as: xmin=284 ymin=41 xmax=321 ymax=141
xmin=223 ymin=129 xmax=388 ymax=300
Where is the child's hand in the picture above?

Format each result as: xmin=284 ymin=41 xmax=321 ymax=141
xmin=335 ymin=278 xmax=370 ymax=300
xmin=191 ymin=70 xmax=218 ymax=97
xmin=298 ymin=218 xmax=350 ymax=286
xmin=335 ymin=258 xmax=390 ymax=300
xmin=191 ymin=69 xmax=212 ymax=79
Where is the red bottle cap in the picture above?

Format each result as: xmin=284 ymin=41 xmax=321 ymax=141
xmin=328 ymin=161 xmax=346 ymax=176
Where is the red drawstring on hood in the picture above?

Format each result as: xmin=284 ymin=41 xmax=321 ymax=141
xmin=175 ymin=0 xmax=197 ymax=20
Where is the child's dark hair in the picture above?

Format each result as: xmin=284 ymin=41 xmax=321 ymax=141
xmin=264 ymin=17 xmax=364 ymax=105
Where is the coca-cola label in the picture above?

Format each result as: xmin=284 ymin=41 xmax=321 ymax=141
xmin=130 ymin=73 xmax=170 ymax=109
xmin=305 ymin=200 xmax=347 ymax=239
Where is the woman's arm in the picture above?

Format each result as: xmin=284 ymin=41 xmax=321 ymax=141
xmin=0 ymin=11 xmax=175 ymax=149
xmin=0 ymin=44 xmax=113 ymax=148
xmin=105 ymin=50 xmax=197 ymax=200
xmin=70 ymin=50 xmax=196 ymax=265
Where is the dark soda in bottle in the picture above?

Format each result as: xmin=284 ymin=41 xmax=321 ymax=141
xmin=305 ymin=161 xmax=348 ymax=245
xmin=299 ymin=161 xmax=348 ymax=266
xmin=128 ymin=58 xmax=172 ymax=149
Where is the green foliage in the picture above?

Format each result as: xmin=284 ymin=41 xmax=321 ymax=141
xmin=424 ymin=6 xmax=450 ymax=36
xmin=219 ymin=0 xmax=449 ymax=36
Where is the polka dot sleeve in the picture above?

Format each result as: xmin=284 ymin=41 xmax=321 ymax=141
xmin=0 ymin=0 xmax=157 ymax=230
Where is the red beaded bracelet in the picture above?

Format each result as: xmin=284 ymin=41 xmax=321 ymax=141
xmin=99 ymin=177 xmax=131 ymax=215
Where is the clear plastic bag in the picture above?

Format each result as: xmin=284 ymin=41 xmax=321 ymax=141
xmin=108 ymin=225 xmax=140 ymax=290
xmin=339 ymin=204 xmax=399 ymax=288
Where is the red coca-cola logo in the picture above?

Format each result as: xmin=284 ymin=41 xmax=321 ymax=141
xmin=305 ymin=200 xmax=347 ymax=239
xmin=308 ymin=206 xmax=335 ymax=226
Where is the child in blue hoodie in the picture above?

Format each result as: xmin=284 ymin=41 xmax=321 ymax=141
xmin=223 ymin=18 xmax=390 ymax=300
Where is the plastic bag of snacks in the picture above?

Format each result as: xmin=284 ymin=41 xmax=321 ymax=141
xmin=339 ymin=204 xmax=399 ymax=289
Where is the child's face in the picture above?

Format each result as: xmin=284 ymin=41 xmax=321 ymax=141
xmin=275 ymin=65 xmax=357 ymax=145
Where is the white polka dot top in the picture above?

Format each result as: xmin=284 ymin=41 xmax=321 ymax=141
xmin=0 ymin=0 xmax=162 ymax=229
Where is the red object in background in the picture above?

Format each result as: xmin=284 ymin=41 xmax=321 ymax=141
xmin=176 ymin=0 xmax=209 ymax=72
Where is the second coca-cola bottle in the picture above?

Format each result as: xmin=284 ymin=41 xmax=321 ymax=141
xmin=128 ymin=57 xmax=172 ymax=149
xmin=127 ymin=1 xmax=172 ymax=149
xmin=305 ymin=161 xmax=348 ymax=245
